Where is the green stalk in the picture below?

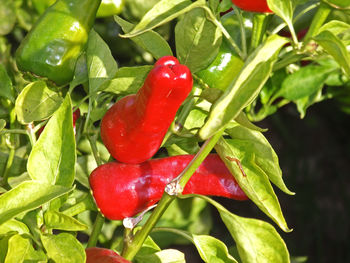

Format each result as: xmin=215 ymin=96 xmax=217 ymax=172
xmin=86 ymin=132 xmax=105 ymax=247
xmin=87 ymin=212 xmax=105 ymax=248
xmin=233 ymin=6 xmax=247 ymax=58
xmin=303 ymin=1 xmax=332 ymax=42
xmin=201 ymin=6 xmax=245 ymax=60
xmin=121 ymin=129 xmax=225 ymax=261
xmin=0 ymin=147 xmax=15 ymax=190
xmin=249 ymin=13 xmax=269 ymax=53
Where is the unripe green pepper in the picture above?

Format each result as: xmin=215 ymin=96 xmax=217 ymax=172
xmin=97 ymin=0 xmax=125 ymax=17
xmin=16 ymin=0 xmax=101 ymax=86
xmin=33 ymin=0 xmax=124 ymax=17
xmin=196 ymin=40 xmax=244 ymax=92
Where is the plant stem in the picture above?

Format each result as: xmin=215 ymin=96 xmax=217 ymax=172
xmin=234 ymin=6 xmax=247 ymax=58
xmin=86 ymin=132 xmax=104 ymax=247
xmin=0 ymin=147 xmax=15 ymax=189
xmin=249 ymin=13 xmax=269 ymax=53
xmin=86 ymin=212 xmax=105 ymax=248
xmin=201 ymin=6 xmax=245 ymax=60
xmin=121 ymin=129 xmax=225 ymax=261
xmin=0 ymin=129 xmax=28 ymax=135
xmin=303 ymin=1 xmax=332 ymax=41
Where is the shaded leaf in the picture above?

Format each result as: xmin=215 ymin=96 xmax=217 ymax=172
xmin=5 ymin=234 xmax=47 ymax=263
xmin=115 ymin=16 xmax=172 ymax=59
xmin=175 ymin=8 xmax=222 ymax=73
xmin=314 ymin=30 xmax=350 ymax=77
xmin=41 ymin=233 xmax=85 ymax=263
xmin=87 ymin=29 xmax=118 ymax=95
xmin=122 ymin=0 xmax=206 ymax=37
xmin=0 ymin=64 xmax=14 ymax=102
xmin=15 ymin=81 xmax=63 ymax=124
xmin=0 ymin=181 xmax=72 ymax=226
xmin=44 ymin=210 xmax=88 ymax=231
xmin=101 ymin=65 xmax=152 ymax=94
xmin=27 ymin=95 xmax=76 ymax=187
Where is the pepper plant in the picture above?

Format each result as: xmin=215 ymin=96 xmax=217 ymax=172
xmin=0 ymin=0 xmax=349 ymax=262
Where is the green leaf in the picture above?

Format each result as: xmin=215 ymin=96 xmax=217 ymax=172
xmin=69 ymin=52 xmax=88 ymax=91
xmin=175 ymin=8 xmax=222 ymax=73
xmin=5 ymin=234 xmax=47 ymax=263
xmin=15 ymin=81 xmax=63 ymax=124
xmin=0 ymin=64 xmax=14 ymax=102
xmin=87 ymin=29 xmax=118 ymax=95
xmin=318 ymin=20 xmax=350 ymax=36
xmin=199 ymin=35 xmax=288 ymax=139
xmin=314 ymin=30 xmax=350 ymax=77
xmin=41 ymin=233 xmax=85 ymax=263
xmin=295 ymin=88 xmax=325 ymax=119
xmin=0 ymin=219 xmax=29 ymax=235
xmin=0 ymin=0 xmax=16 ymax=35
xmin=234 ymin=112 xmax=267 ymax=132
xmin=195 ymin=195 xmax=290 ymax=263
xmin=135 ymin=249 xmax=185 ymax=263
xmin=192 ymin=234 xmax=238 ymax=263
xmin=277 ymin=65 xmax=334 ymax=101
xmin=267 ymin=0 xmax=294 ymax=32
xmin=0 ymin=119 xmax=5 ymax=131
xmin=0 ymin=181 xmax=72 ymax=226
xmin=122 ymin=0 xmax=206 ymax=38
xmin=27 ymin=95 xmax=76 ymax=187
xmin=115 ymin=16 xmax=173 ymax=59
xmin=226 ymin=124 xmax=293 ymax=195
xmin=215 ymin=138 xmax=291 ymax=232
xmin=44 ymin=210 xmax=88 ymax=231
xmin=101 ymin=65 xmax=152 ymax=94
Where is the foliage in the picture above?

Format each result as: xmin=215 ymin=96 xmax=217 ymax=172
xmin=0 ymin=0 xmax=349 ymax=262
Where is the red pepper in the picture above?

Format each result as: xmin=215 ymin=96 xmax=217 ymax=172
xmin=100 ymin=56 xmax=193 ymax=164
xmin=89 ymin=154 xmax=248 ymax=220
xmin=231 ymin=0 xmax=272 ymax=13
xmin=37 ymin=108 xmax=80 ymax=137
xmin=86 ymin=247 xmax=131 ymax=263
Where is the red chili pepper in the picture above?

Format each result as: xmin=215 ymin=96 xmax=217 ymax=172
xmin=231 ymin=0 xmax=272 ymax=13
xmin=86 ymin=247 xmax=131 ymax=263
xmin=37 ymin=108 xmax=80 ymax=137
xmin=89 ymin=154 xmax=248 ymax=220
xmin=100 ymin=56 xmax=193 ymax=164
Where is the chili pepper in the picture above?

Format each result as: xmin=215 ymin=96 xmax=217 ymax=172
xmin=37 ymin=108 xmax=80 ymax=137
xmin=86 ymin=247 xmax=131 ymax=263
xmin=101 ymin=56 xmax=193 ymax=164
xmin=16 ymin=0 xmax=101 ymax=86
xmin=196 ymin=40 xmax=244 ymax=92
xmin=89 ymin=154 xmax=248 ymax=220
xmin=231 ymin=0 xmax=272 ymax=13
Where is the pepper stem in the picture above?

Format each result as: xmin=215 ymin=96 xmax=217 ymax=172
xmin=249 ymin=13 xmax=269 ymax=53
xmin=121 ymin=128 xmax=225 ymax=260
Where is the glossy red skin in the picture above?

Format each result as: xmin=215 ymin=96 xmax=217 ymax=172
xmin=89 ymin=154 xmax=248 ymax=220
xmin=37 ymin=108 xmax=80 ymax=137
xmin=231 ymin=0 xmax=272 ymax=13
xmin=86 ymin=247 xmax=131 ymax=263
xmin=101 ymin=56 xmax=193 ymax=164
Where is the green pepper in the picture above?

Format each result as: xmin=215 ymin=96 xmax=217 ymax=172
xmin=33 ymin=0 xmax=124 ymax=17
xmin=97 ymin=0 xmax=125 ymax=17
xmin=16 ymin=0 xmax=101 ymax=86
xmin=196 ymin=40 xmax=244 ymax=92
